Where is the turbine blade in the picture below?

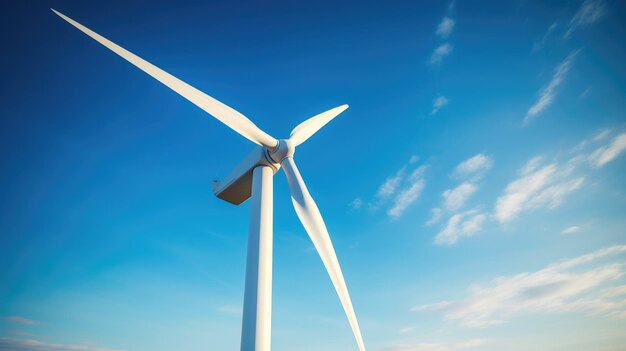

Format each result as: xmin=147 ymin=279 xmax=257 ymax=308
xmin=289 ymin=105 xmax=348 ymax=147
xmin=51 ymin=9 xmax=277 ymax=149
xmin=281 ymin=157 xmax=366 ymax=351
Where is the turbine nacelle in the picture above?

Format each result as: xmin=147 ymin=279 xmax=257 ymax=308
xmin=268 ymin=139 xmax=295 ymax=164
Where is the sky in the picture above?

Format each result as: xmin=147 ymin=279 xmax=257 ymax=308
xmin=1 ymin=0 xmax=626 ymax=350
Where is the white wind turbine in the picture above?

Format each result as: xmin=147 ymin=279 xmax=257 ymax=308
xmin=52 ymin=9 xmax=366 ymax=351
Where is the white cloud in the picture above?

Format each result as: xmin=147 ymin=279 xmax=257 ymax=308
xmin=526 ymin=177 xmax=584 ymax=209
xmin=494 ymin=153 xmax=584 ymax=224
xmin=431 ymin=96 xmax=449 ymax=115
xmin=0 ymin=338 xmax=123 ymax=351
xmin=398 ymin=326 xmax=416 ymax=334
xmin=388 ymin=178 xmax=425 ymax=219
xmin=430 ymin=44 xmax=453 ymax=65
xmin=426 ymin=208 xmax=443 ymax=226
xmin=434 ymin=209 xmax=487 ymax=245
xmin=495 ymin=163 xmax=557 ymax=223
xmin=524 ymin=50 xmax=579 ymax=124
xmin=443 ymin=182 xmax=477 ymax=211
xmin=533 ymin=22 xmax=558 ymax=52
xmin=412 ymin=245 xmax=626 ymax=328
xmin=350 ymin=197 xmax=363 ymax=210
xmin=382 ymin=339 xmax=487 ymax=351
xmin=436 ymin=17 xmax=455 ymax=38
xmin=369 ymin=157 xmax=427 ymax=219
xmin=454 ymin=339 xmax=489 ymax=349
xmin=377 ymin=171 xmax=405 ymax=199
xmin=382 ymin=343 xmax=449 ymax=351
xmin=1 ymin=316 xmax=35 ymax=325
xmin=564 ymin=0 xmax=605 ymax=39
xmin=453 ymin=154 xmax=493 ymax=180
xmin=589 ymin=132 xmax=626 ymax=168
xmin=561 ymin=226 xmax=580 ymax=235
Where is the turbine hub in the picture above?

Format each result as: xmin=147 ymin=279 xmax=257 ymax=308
xmin=268 ymin=139 xmax=295 ymax=163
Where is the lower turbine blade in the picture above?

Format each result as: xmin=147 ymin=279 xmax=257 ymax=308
xmin=281 ymin=157 xmax=366 ymax=351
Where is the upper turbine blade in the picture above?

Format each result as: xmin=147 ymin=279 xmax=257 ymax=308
xmin=288 ymin=104 xmax=348 ymax=147
xmin=281 ymin=157 xmax=366 ymax=351
xmin=51 ymin=9 xmax=278 ymax=149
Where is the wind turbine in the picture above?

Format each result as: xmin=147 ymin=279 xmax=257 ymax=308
xmin=52 ymin=9 xmax=366 ymax=351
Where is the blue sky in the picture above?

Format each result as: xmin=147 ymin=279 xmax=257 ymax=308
xmin=1 ymin=0 xmax=626 ymax=350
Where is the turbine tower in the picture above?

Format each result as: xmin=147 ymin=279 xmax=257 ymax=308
xmin=52 ymin=9 xmax=366 ymax=351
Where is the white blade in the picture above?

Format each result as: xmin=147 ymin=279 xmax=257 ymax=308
xmin=281 ymin=157 xmax=366 ymax=351
xmin=289 ymin=105 xmax=348 ymax=147
xmin=52 ymin=9 xmax=277 ymax=149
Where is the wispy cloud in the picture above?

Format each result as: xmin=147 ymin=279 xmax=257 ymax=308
xmin=494 ymin=160 xmax=584 ymax=223
xmin=495 ymin=129 xmax=625 ymax=224
xmin=589 ymin=132 xmax=626 ymax=168
xmin=1 ymin=316 xmax=36 ymax=326
xmin=359 ymin=156 xmax=426 ymax=219
xmin=428 ymin=154 xmax=493 ymax=244
xmin=524 ymin=50 xmax=579 ymax=125
xmin=0 ymin=338 xmax=123 ymax=351
xmin=561 ymin=226 xmax=580 ymax=235
xmin=349 ymin=197 xmax=363 ymax=210
xmin=436 ymin=17 xmax=455 ymax=38
xmin=388 ymin=167 xmax=427 ymax=219
xmin=453 ymin=154 xmax=493 ymax=181
xmin=382 ymin=339 xmax=488 ymax=351
xmin=412 ymin=245 xmax=626 ymax=328
xmin=430 ymin=44 xmax=453 ymax=66
xmin=426 ymin=207 xmax=443 ymax=226
xmin=434 ymin=209 xmax=487 ymax=245
xmin=431 ymin=96 xmax=449 ymax=115
xmin=564 ymin=0 xmax=605 ymax=39
xmin=398 ymin=326 xmax=416 ymax=334
xmin=533 ymin=22 xmax=558 ymax=51
xmin=443 ymin=182 xmax=477 ymax=212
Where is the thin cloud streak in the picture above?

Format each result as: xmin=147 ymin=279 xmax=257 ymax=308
xmin=564 ymin=0 xmax=605 ymax=39
xmin=431 ymin=96 xmax=449 ymax=115
xmin=430 ymin=44 xmax=453 ymax=65
xmin=434 ymin=209 xmax=486 ymax=245
xmin=589 ymin=132 xmax=626 ymax=168
xmin=436 ymin=17 xmax=455 ymax=38
xmin=524 ymin=50 xmax=579 ymax=125
xmin=413 ymin=245 xmax=626 ymax=328
xmin=0 ymin=338 xmax=123 ymax=351
xmin=1 ymin=316 xmax=36 ymax=325
xmin=442 ymin=182 xmax=477 ymax=212
xmin=388 ymin=166 xmax=427 ymax=219
xmin=381 ymin=339 xmax=488 ymax=351
xmin=453 ymin=154 xmax=493 ymax=181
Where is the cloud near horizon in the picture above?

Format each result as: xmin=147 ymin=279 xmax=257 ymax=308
xmin=412 ymin=245 xmax=626 ymax=328
xmin=0 ymin=338 xmax=123 ymax=351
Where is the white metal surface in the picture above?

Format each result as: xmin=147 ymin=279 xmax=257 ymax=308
xmin=53 ymin=9 xmax=367 ymax=351
xmin=241 ymin=166 xmax=273 ymax=351
xmin=52 ymin=9 xmax=278 ymax=149
xmin=212 ymin=146 xmax=279 ymax=205
xmin=281 ymin=157 xmax=366 ymax=351
xmin=289 ymin=104 xmax=349 ymax=147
